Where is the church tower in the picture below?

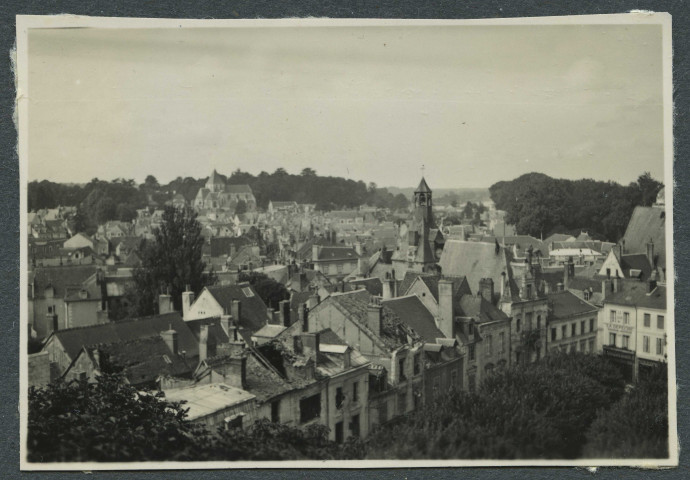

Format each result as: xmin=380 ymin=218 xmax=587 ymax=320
xmin=391 ymin=176 xmax=440 ymax=276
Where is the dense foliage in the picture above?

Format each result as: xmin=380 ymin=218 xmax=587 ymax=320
xmin=366 ymin=353 xmax=630 ymax=459
xmin=238 ymin=271 xmax=290 ymax=310
xmin=489 ymin=172 xmax=663 ymax=241
xmin=129 ymin=206 xmax=215 ymax=315
xmin=583 ymin=363 xmax=668 ymax=459
xmin=27 ymin=373 xmax=364 ymax=462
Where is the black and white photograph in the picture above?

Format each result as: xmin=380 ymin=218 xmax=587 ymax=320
xmin=16 ymin=14 xmax=676 ymax=469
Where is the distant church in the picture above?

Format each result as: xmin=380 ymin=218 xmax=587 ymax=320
xmin=391 ymin=177 xmax=444 ymax=276
xmin=194 ymin=169 xmax=256 ymax=211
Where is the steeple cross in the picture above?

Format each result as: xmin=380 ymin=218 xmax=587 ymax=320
xmin=421 ymin=164 xmax=425 ymax=177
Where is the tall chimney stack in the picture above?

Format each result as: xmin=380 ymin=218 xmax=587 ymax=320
xmin=231 ymin=299 xmax=242 ymax=328
xmin=367 ymin=296 xmax=383 ymax=336
xmin=438 ymin=279 xmax=455 ymax=338
xmin=182 ymin=285 xmax=195 ymax=320
xmin=479 ymin=278 xmax=494 ymax=304
xmin=199 ymin=324 xmax=209 ymax=363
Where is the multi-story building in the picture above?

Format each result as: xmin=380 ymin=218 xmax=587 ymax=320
xmin=600 ymin=278 xmax=667 ymax=381
xmin=546 ymin=289 xmax=599 ymax=355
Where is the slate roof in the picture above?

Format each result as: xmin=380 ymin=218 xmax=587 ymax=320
xmin=205 ymin=283 xmax=269 ymax=333
xmin=456 ymin=293 xmax=510 ymax=325
xmin=346 ymin=277 xmax=383 ymax=296
xmin=30 ymin=265 xmax=100 ymax=299
xmin=97 ymin=336 xmax=193 ymax=386
xmin=619 ymin=253 xmax=653 ymax=280
xmin=398 ymin=271 xmax=435 ymax=297
xmin=622 ymin=205 xmax=666 ymax=266
xmin=438 ymin=241 xmax=515 ymax=296
xmin=605 ymin=281 xmax=667 ymax=310
xmin=381 ymin=296 xmax=444 ymax=342
xmin=416 ymin=177 xmax=432 ymax=193
xmin=50 ymin=312 xmax=198 ymax=361
xmin=185 ymin=317 xmax=231 ymax=346
xmin=328 ymin=290 xmax=421 ymax=350
xmin=547 ymin=290 xmax=598 ymax=319
xmin=315 ymin=246 xmax=360 ymax=262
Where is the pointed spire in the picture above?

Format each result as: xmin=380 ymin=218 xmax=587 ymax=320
xmin=415 ymin=177 xmax=432 ymax=193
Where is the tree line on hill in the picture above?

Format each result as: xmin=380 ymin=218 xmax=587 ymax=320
xmin=27 ymin=168 xmax=411 ymax=233
xmin=26 ymin=355 xmax=667 ymax=462
xmin=488 ymin=172 xmax=663 ymax=242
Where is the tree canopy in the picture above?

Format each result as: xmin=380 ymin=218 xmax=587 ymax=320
xmin=366 ymin=353 xmax=630 ymax=460
xmin=27 ymin=373 xmax=364 ymax=462
xmin=489 ymin=172 xmax=663 ymax=242
xmin=128 ymin=206 xmax=214 ymax=315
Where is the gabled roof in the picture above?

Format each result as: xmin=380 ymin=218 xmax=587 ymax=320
xmin=49 ymin=312 xmax=198 ymax=361
xmin=381 ymin=295 xmax=443 ymax=342
xmin=207 ymin=169 xmax=224 ymax=186
xmin=204 ymin=283 xmax=269 ymax=333
xmin=622 ymin=205 xmax=666 ymax=266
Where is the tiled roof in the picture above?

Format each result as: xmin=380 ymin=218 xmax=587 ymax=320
xmin=381 ymin=296 xmax=443 ymax=342
xmin=622 ymin=205 xmax=666 ymax=266
xmin=205 ymin=283 xmax=269 ymax=333
xmin=547 ymin=290 xmax=598 ymax=319
xmin=51 ymin=312 xmax=198 ymax=362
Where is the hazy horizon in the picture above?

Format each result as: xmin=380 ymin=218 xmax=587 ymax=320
xmin=27 ymin=23 xmax=664 ymax=189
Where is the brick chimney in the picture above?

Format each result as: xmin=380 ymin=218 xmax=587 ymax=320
xmin=438 ymin=279 xmax=454 ymax=338
xmin=199 ymin=324 xmax=209 ymax=362
xmin=479 ymin=278 xmax=494 ymax=303
xmin=161 ymin=328 xmax=178 ymax=355
xmin=367 ymin=296 xmax=383 ymax=336
xmin=354 ymin=242 xmax=363 ymax=256
xmin=382 ymin=273 xmax=394 ymax=300
xmin=182 ymin=285 xmax=195 ymax=319
xmin=312 ymin=244 xmax=320 ymax=262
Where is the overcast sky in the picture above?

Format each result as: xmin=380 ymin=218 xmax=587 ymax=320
xmin=26 ymin=23 xmax=664 ymax=189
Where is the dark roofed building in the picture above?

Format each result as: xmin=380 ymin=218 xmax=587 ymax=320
xmin=185 ymin=282 xmax=270 ymax=333
xmin=622 ymin=205 xmax=666 ymax=268
xmin=42 ymin=311 xmax=198 ymax=380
